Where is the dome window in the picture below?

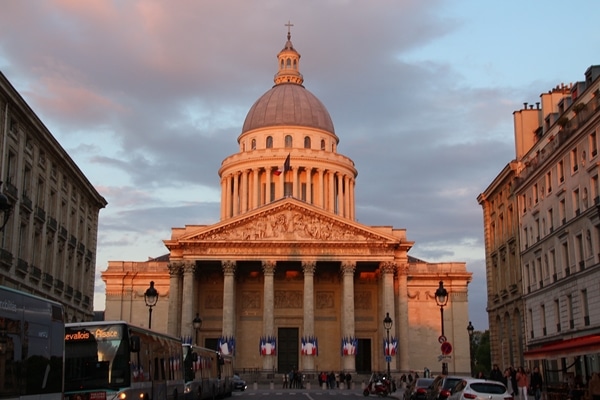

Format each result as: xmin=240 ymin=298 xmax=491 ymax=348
xmin=285 ymin=135 xmax=293 ymax=148
xmin=320 ymin=139 xmax=326 ymax=150
xmin=266 ymin=136 xmax=273 ymax=149
xmin=304 ymin=136 xmax=311 ymax=149
xmin=251 ymin=139 xmax=256 ymax=150
xmin=286 ymin=58 xmax=292 ymax=68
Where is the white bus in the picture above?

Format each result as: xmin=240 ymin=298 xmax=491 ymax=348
xmin=64 ymin=321 xmax=185 ymax=400
xmin=0 ymin=285 xmax=65 ymax=400
xmin=182 ymin=345 xmax=233 ymax=400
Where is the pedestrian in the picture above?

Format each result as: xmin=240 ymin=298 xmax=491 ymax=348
xmin=490 ymin=364 xmax=503 ymax=382
xmin=504 ymin=368 xmax=514 ymax=395
xmin=516 ymin=367 xmax=529 ymax=400
xmin=476 ymin=371 xmax=485 ymax=379
xmin=282 ymin=373 xmax=288 ymax=389
xmin=589 ymin=372 xmax=600 ymax=400
xmin=345 ymin=372 xmax=352 ymax=389
xmin=530 ymin=366 xmax=543 ymax=400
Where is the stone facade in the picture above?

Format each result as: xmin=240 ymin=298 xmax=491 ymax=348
xmin=103 ymin=29 xmax=472 ymax=377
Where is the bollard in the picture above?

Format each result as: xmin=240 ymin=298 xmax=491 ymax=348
xmin=253 ymin=382 xmax=257 ymax=390
xmin=340 ymin=382 xmax=345 ymax=390
xmin=322 ymin=382 xmax=327 ymax=390
xmin=270 ymin=381 xmax=274 ymax=390
xmin=306 ymin=382 xmax=311 ymax=390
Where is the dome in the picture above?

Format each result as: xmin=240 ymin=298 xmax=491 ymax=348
xmin=241 ymin=83 xmax=335 ymax=134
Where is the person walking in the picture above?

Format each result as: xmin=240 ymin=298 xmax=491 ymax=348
xmin=530 ymin=366 xmax=543 ymax=400
xmin=516 ymin=367 xmax=529 ymax=400
xmin=490 ymin=364 xmax=503 ymax=382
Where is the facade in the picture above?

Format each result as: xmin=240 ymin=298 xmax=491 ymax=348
xmin=480 ymin=66 xmax=600 ymax=385
xmin=103 ymin=30 xmax=472 ymax=378
xmin=0 ymin=71 xmax=107 ymax=322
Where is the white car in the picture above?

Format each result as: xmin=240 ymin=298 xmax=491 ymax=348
xmin=448 ymin=378 xmax=513 ymax=400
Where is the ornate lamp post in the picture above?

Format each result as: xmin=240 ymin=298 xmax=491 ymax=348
xmin=383 ymin=312 xmax=393 ymax=378
xmin=0 ymin=183 xmax=13 ymax=232
xmin=193 ymin=313 xmax=203 ymax=345
xmin=434 ymin=281 xmax=449 ymax=375
xmin=144 ymin=281 xmax=158 ymax=329
xmin=467 ymin=321 xmax=475 ymax=376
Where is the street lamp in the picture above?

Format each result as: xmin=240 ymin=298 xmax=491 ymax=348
xmin=0 ymin=182 xmax=13 ymax=232
xmin=383 ymin=312 xmax=393 ymax=378
xmin=434 ymin=281 xmax=449 ymax=375
xmin=144 ymin=281 xmax=158 ymax=329
xmin=467 ymin=321 xmax=475 ymax=376
xmin=193 ymin=313 xmax=203 ymax=345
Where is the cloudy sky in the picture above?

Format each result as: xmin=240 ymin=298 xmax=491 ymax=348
xmin=1 ymin=0 xmax=599 ymax=331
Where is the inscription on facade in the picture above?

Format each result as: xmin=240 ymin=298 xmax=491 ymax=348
xmin=274 ymin=290 xmax=302 ymax=308
xmin=206 ymin=291 xmax=224 ymax=309
xmin=242 ymin=291 xmax=261 ymax=310
xmin=316 ymin=291 xmax=334 ymax=309
xmin=355 ymin=291 xmax=372 ymax=309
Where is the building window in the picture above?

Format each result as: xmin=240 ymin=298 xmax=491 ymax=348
xmin=581 ymin=289 xmax=590 ymax=326
xmin=285 ymin=135 xmax=293 ymax=148
xmin=558 ymin=160 xmax=565 ymax=183
xmin=533 ymin=184 xmax=539 ymax=204
xmin=548 ymin=208 xmax=554 ymax=232
xmin=554 ymin=299 xmax=561 ymax=332
xmin=320 ymin=139 xmax=325 ymax=150
xmin=591 ymin=175 xmax=599 ymax=204
xmin=590 ymin=130 xmax=598 ymax=157
xmin=559 ymin=198 xmax=566 ymax=224
xmin=251 ymin=139 xmax=256 ymax=150
xmin=562 ymin=242 xmax=570 ymax=277
xmin=304 ymin=136 xmax=311 ymax=149
xmin=541 ymin=304 xmax=547 ymax=336
xmin=546 ymin=171 xmax=553 ymax=193
xmin=266 ymin=136 xmax=273 ymax=149
xmin=571 ymin=148 xmax=579 ymax=173
xmin=573 ymin=189 xmax=580 ymax=215
xmin=566 ymin=295 xmax=574 ymax=329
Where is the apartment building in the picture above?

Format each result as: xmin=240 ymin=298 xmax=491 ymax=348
xmin=0 ymin=71 xmax=107 ymax=321
xmin=480 ymin=65 xmax=600 ymax=386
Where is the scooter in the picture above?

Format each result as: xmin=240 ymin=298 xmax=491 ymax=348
xmin=363 ymin=374 xmax=391 ymax=397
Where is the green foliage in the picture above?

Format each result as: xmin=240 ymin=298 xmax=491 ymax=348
xmin=472 ymin=330 xmax=491 ymax=376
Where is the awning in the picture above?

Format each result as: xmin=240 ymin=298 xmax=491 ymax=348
xmin=524 ymin=334 xmax=600 ymax=359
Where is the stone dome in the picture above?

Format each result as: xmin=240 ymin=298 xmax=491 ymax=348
xmin=241 ymin=83 xmax=335 ymax=134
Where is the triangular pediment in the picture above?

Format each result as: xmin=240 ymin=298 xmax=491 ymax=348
xmin=175 ymin=198 xmax=399 ymax=245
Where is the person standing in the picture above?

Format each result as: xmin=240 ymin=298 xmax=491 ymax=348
xmin=530 ymin=366 xmax=543 ymax=400
xmin=490 ymin=364 xmax=503 ymax=382
xmin=589 ymin=372 xmax=600 ymax=400
xmin=516 ymin=367 xmax=529 ymax=400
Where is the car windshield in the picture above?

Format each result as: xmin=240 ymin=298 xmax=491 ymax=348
xmin=416 ymin=378 xmax=434 ymax=388
xmin=470 ymin=383 xmax=506 ymax=394
xmin=443 ymin=378 xmax=462 ymax=389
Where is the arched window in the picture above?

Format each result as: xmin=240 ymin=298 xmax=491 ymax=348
xmin=251 ymin=139 xmax=256 ymax=150
xmin=286 ymin=58 xmax=291 ymax=68
xmin=320 ymin=139 xmax=326 ymax=150
xmin=266 ymin=136 xmax=273 ymax=149
xmin=280 ymin=60 xmax=284 ymax=69
xmin=304 ymin=136 xmax=311 ymax=149
xmin=293 ymin=60 xmax=297 ymax=69
xmin=285 ymin=135 xmax=293 ymax=148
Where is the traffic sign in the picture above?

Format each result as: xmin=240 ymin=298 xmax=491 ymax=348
xmin=438 ymin=335 xmax=447 ymax=343
xmin=441 ymin=341 xmax=453 ymax=355
xmin=386 ymin=355 xmax=392 ymax=362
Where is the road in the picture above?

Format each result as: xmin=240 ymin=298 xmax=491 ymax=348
xmin=231 ymin=383 xmax=404 ymax=400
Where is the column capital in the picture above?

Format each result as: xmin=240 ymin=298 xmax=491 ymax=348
xmin=262 ymin=260 xmax=276 ymax=274
xmin=379 ymin=261 xmax=397 ymax=274
xmin=168 ymin=262 xmax=183 ymax=276
xmin=302 ymin=261 xmax=316 ymax=274
xmin=222 ymin=260 xmax=236 ymax=275
xmin=340 ymin=261 xmax=356 ymax=274
xmin=183 ymin=260 xmax=196 ymax=274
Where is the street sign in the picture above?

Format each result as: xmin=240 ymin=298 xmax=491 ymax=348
xmin=385 ymin=355 xmax=392 ymax=362
xmin=441 ymin=341 xmax=453 ymax=355
xmin=438 ymin=335 xmax=447 ymax=343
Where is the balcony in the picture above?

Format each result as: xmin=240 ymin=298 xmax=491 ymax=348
xmin=0 ymin=249 xmax=13 ymax=270
xmin=47 ymin=217 xmax=57 ymax=232
xmin=54 ymin=279 xmax=64 ymax=292
xmin=20 ymin=195 xmax=33 ymax=213
xmin=16 ymin=258 xmax=28 ymax=275
xmin=42 ymin=273 xmax=53 ymax=287
xmin=34 ymin=206 xmax=46 ymax=223
xmin=65 ymin=285 xmax=74 ymax=298
xmin=74 ymin=290 xmax=82 ymax=302
xmin=509 ymin=283 xmax=518 ymax=293
xmin=83 ymin=295 xmax=91 ymax=306
xmin=77 ymin=243 xmax=85 ymax=254
xmin=30 ymin=265 xmax=42 ymax=281
xmin=58 ymin=226 xmax=68 ymax=240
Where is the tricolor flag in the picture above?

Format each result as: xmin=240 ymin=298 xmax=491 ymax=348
xmin=273 ymin=154 xmax=291 ymax=176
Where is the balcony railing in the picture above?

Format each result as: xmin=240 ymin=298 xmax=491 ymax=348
xmin=16 ymin=258 xmax=28 ymax=275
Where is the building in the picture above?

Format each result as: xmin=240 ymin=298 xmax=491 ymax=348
xmin=103 ymin=29 xmax=472 ymax=377
xmin=479 ymin=66 xmax=600 ymax=385
xmin=0 ymin=71 xmax=107 ymax=322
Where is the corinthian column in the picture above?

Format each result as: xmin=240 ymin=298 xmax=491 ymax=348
xmin=167 ymin=262 xmax=182 ymax=337
xmin=262 ymin=260 xmax=276 ymax=372
xmin=222 ymin=260 xmax=236 ymax=336
xmin=380 ymin=261 xmax=396 ymax=372
xmin=302 ymin=261 xmax=316 ymax=372
xmin=181 ymin=261 xmax=196 ymax=341
xmin=396 ymin=263 xmax=410 ymax=372
xmin=341 ymin=261 xmax=356 ymax=372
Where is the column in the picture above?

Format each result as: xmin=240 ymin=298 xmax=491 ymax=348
xmin=380 ymin=261 xmax=396 ymax=372
xmin=396 ymin=263 xmax=409 ymax=372
xmin=220 ymin=178 xmax=227 ymax=220
xmin=222 ymin=260 xmax=236 ymax=337
xmin=224 ymin=175 xmax=232 ymax=219
xmin=181 ymin=260 xmax=196 ymax=341
xmin=241 ymin=170 xmax=249 ymax=213
xmin=341 ymin=261 xmax=356 ymax=372
xmin=167 ymin=262 xmax=182 ymax=337
xmin=344 ymin=176 xmax=350 ymax=218
xmin=293 ymin=166 xmax=299 ymax=198
xmin=306 ymin=167 xmax=312 ymax=204
xmin=337 ymin=174 xmax=344 ymax=216
xmin=232 ymin=172 xmax=239 ymax=216
xmin=266 ymin=168 xmax=272 ymax=203
xmin=262 ymin=260 xmax=276 ymax=372
xmin=317 ymin=169 xmax=324 ymax=208
xmin=349 ymin=179 xmax=355 ymax=220
xmin=328 ymin=171 xmax=335 ymax=213
xmin=253 ymin=168 xmax=260 ymax=210
xmin=302 ymin=261 xmax=316 ymax=372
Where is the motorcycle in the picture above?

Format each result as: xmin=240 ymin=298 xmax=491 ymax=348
xmin=363 ymin=373 xmax=392 ymax=397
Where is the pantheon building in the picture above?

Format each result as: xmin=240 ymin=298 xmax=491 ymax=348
xmin=102 ymin=29 xmax=473 ymax=377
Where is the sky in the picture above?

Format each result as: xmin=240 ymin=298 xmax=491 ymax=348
xmin=1 ymin=0 xmax=599 ymax=332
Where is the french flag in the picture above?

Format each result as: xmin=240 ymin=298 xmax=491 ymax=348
xmin=273 ymin=154 xmax=291 ymax=176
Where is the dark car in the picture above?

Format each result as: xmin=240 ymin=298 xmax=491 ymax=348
xmin=427 ymin=375 xmax=465 ymax=400
xmin=232 ymin=374 xmax=247 ymax=391
xmin=404 ymin=377 xmax=434 ymax=400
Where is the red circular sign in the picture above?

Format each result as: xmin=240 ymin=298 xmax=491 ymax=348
xmin=441 ymin=341 xmax=453 ymax=355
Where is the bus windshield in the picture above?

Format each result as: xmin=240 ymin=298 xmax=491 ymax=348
xmin=65 ymin=324 xmax=130 ymax=391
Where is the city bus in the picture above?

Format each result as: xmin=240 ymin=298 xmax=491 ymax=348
xmin=182 ymin=344 xmax=233 ymax=400
xmin=64 ymin=321 xmax=185 ymax=400
xmin=0 ymin=285 xmax=65 ymax=400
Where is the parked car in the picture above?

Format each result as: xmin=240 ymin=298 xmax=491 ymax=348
xmin=427 ymin=375 xmax=465 ymax=400
xmin=448 ymin=378 xmax=512 ymax=400
xmin=232 ymin=374 xmax=247 ymax=391
xmin=404 ymin=377 xmax=434 ymax=400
